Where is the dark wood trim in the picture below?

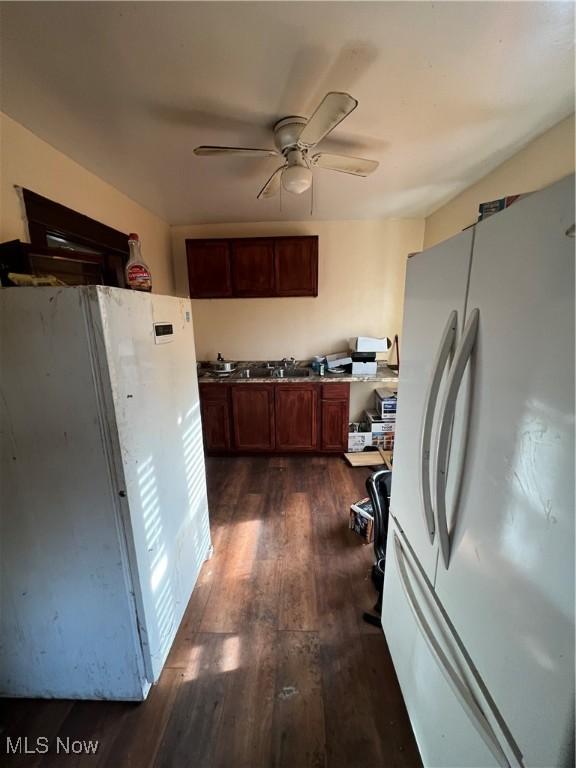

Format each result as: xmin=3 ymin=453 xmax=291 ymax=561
xmin=0 ymin=239 xmax=126 ymax=287
xmin=22 ymin=188 xmax=129 ymax=256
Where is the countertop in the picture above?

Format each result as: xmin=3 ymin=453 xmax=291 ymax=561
xmin=197 ymin=361 xmax=399 ymax=385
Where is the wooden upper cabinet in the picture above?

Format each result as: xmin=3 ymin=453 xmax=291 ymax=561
xmin=187 ymin=239 xmax=232 ymax=298
xmin=185 ymin=236 xmax=318 ymax=298
xmin=231 ymin=238 xmax=275 ymax=297
xmin=274 ymin=236 xmax=318 ymax=297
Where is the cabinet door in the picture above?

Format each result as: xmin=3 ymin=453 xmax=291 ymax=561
xmin=186 ymin=239 xmax=232 ymax=298
xmin=275 ymin=384 xmax=318 ymax=451
xmin=320 ymin=399 xmax=349 ymax=451
xmin=274 ymin=236 xmax=318 ymax=296
xmin=231 ymin=239 xmax=275 ymax=297
xmin=199 ymin=384 xmax=231 ymax=452
xmin=231 ymin=385 xmax=275 ymax=451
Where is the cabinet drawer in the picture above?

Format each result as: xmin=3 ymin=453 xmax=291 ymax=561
xmin=321 ymin=383 xmax=350 ymax=400
xmin=199 ymin=383 xmax=229 ymax=400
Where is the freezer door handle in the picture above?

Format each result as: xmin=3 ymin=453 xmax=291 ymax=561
xmin=392 ymin=530 xmax=511 ymax=768
xmin=419 ymin=310 xmax=458 ymax=543
xmin=434 ymin=308 xmax=480 ymax=569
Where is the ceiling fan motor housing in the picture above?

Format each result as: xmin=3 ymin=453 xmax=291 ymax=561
xmin=273 ymin=116 xmax=307 ymax=153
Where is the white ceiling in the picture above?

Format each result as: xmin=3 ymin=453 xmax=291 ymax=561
xmin=1 ymin=2 xmax=574 ymax=225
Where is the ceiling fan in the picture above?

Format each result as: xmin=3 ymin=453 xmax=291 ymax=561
xmin=193 ymin=92 xmax=379 ymax=199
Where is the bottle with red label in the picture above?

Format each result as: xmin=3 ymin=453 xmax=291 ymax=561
xmin=125 ymin=233 xmax=152 ymax=292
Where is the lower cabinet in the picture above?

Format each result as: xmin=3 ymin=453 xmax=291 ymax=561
xmin=275 ymin=384 xmax=318 ymax=451
xmin=320 ymin=383 xmax=350 ymax=452
xmin=199 ymin=380 xmax=349 ymax=454
xmin=199 ymin=384 xmax=231 ymax=452
xmin=320 ymin=399 xmax=349 ymax=451
xmin=230 ymin=385 xmax=275 ymax=451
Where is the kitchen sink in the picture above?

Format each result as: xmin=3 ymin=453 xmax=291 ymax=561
xmin=277 ymin=368 xmax=310 ymax=378
xmin=234 ymin=366 xmax=311 ymax=379
xmin=235 ymin=367 xmax=272 ymax=378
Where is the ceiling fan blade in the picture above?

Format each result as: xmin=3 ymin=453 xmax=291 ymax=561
xmin=257 ymin=166 xmax=285 ymax=199
xmin=298 ymin=92 xmax=358 ymax=147
xmin=312 ymin=153 xmax=379 ymax=177
xmin=194 ymin=145 xmax=279 ymax=158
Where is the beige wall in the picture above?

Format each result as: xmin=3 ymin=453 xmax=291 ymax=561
xmin=424 ymin=114 xmax=575 ymax=248
xmin=0 ymin=113 xmax=174 ymax=294
xmin=172 ymin=218 xmax=423 ymax=420
xmin=172 ymin=218 xmax=424 ymax=362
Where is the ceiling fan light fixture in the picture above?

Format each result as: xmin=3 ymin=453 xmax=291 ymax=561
xmin=281 ymin=164 xmax=312 ymax=195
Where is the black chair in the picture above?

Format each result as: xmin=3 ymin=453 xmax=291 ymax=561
xmin=362 ymin=467 xmax=392 ymax=627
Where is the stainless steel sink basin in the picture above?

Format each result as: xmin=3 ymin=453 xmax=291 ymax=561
xmin=237 ymin=367 xmax=272 ymax=378
xmin=232 ymin=364 xmax=312 ymax=379
xmin=272 ymin=367 xmax=310 ymax=378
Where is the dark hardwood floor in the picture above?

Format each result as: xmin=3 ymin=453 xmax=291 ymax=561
xmin=0 ymin=456 xmax=421 ymax=768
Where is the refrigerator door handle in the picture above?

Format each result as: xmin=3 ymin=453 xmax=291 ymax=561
xmin=434 ymin=308 xmax=480 ymax=569
xmin=419 ymin=310 xmax=458 ymax=543
xmin=393 ymin=531 xmax=511 ymax=768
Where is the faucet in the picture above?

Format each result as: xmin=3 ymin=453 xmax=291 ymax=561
xmin=281 ymin=357 xmax=296 ymax=368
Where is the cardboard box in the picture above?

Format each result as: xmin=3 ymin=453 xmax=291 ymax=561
xmin=352 ymin=361 xmax=378 ymax=375
xmin=347 ymin=431 xmax=373 ymax=452
xmin=373 ymin=433 xmax=395 ymax=451
xmin=365 ymin=409 xmax=396 ymax=434
xmin=326 ymin=351 xmax=353 ymax=369
xmin=374 ymin=388 xmax=397 ymax=417
xmin=353 ymin=336 xmax=391 ymax=352
xmin=477 ymin=194 xmax=529 ymax=222
xmin=349 ymin=497 xmax=374 ymax=543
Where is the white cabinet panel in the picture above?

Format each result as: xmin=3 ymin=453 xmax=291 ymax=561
xmin=434 ymin=174 xmax=575 ymax=767
xmin=391 ymin=229 xmax=473 ymax=581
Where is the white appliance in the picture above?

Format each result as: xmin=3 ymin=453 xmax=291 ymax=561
xmin=382 ymin=174 xmax=574 ymax=767
xmin=0 ymin=286 xmax=211 ymax=700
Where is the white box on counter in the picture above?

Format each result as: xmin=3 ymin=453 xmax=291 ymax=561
xmin=352 ymin=361 xmax=378 ymax=375
xmin=326 ymin=351 xmax=353 ymax=369
xmin=353 ymin=336 xmax=391 ymax=352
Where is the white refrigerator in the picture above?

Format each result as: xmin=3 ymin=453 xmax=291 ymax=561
xmin=382 ymin=174 xmax=574 ymax=767
xmin=0 ymin=286 xmax=211 ymax=700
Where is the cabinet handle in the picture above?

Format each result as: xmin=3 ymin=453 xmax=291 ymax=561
xmin=434 ymin=308 xmax=480 ymax=569
xmin=420 ymin=310 xmax=457 ymax=543
xmin=393 ymin=529 xmax=511 ymax=768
